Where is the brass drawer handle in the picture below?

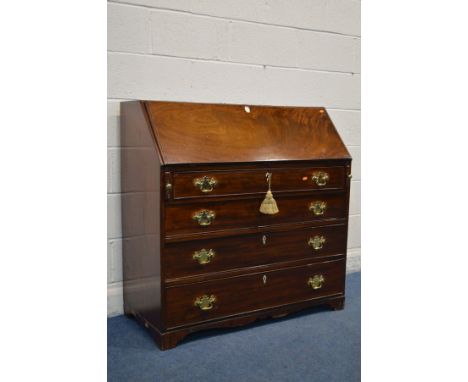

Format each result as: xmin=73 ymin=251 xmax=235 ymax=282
xmin=308 ymin=235 xmax=326 ymax=250
xmin=309 ymin=201 xmax=327 ymax=216
xmin=311 ymin=171 xmax=329 ymax=186
xmin=193 ymin=210 xmax=215 ymax=226
xmin=194 ymin=294 xmax=216 ymax=311
xmin=165 ymin=182 xmax=172 ymax=198
xmin=307 ymin=274 xmax=325 ymax=290
xmin=194 ymin=176 xmax=217 ymax=193
xmin=193 ymin=248 xmax=215 ymax=265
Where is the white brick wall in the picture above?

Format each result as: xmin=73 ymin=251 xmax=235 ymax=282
xmin=107 ymin=0 xmax=361 ymax=316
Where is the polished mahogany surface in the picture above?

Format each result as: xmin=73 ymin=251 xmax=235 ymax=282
xmin=121 ymin=101 xmax=163 ymax=328
xmin=144 ymin=101 xmax=351 ymax=165
xmin=121 ymin=100 xmax=352 ymax=350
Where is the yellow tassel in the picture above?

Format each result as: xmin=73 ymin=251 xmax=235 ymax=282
xmin=259 ymin=173 xmax=279 ymax=215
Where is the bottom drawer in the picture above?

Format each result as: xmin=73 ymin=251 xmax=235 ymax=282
xmin=165 ymin=258 xmax=345 ymax=328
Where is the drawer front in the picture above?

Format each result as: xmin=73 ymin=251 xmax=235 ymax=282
xmin=163 ymin=224 xmax=347 ymax=279
xmin=173 ymin=166 xmax=345 ymax=199
xmin=165 ymin=193 xmax=346 ymax=236
xmin=165 ymin=259 xmax=345 ymax=328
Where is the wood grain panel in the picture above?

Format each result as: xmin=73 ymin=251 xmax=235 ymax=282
xmin=145 ymin=101 xmax=351 ymax=164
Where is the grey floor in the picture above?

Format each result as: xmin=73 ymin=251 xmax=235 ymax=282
xmin=108 ymin=272 xmax=360 ymax=382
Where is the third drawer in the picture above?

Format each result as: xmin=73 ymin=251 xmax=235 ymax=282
xmin=163 ymin=223 xmax=347 ymax=280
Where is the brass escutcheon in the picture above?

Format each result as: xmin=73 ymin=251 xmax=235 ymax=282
xmin=311 ymin=171 xmax=329 ymax=186
xmin=309 ymin=201 xmax=327 ymax=216
xmin=307 ymin=274 xmax=325 ymax=290
xmin=194 ymin=176 xmax=217 ymax=193
xmin=308 ymin=235 xmax=326 ymax=250
xmin=193 ymin=248 xmax=215 ymax=265
xmin=194 ymin=294 xmax=216 ymax=311
xmin=193 ymin=210 xmax=216 ymax=226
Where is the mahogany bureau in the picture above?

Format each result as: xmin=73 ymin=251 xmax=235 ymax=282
xmin=120 ymin=101 xmax=352 ymax=350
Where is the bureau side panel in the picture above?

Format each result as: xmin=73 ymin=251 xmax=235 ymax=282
xmin=121 ymin=101 xmax=162 ymax=328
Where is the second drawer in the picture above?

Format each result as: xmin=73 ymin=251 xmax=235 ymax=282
xmin=163 ymin=224 xmax=347 ymax=280
xmin=165 ymin=192 xmax=346 ymax=236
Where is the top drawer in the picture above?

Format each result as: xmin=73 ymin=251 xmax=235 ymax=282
xmin=171 ymin=166 xmax=346 ymax=199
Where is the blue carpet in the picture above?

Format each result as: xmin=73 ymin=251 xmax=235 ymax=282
xmin=108 ymin=272 xmax=360 ymax=382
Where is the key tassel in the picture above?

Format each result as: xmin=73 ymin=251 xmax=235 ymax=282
xmin=259 ymin=172 xmax=279 ymax=215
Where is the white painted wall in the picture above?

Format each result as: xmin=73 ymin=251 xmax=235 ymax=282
xmin=107 ymin=0 xmax=361 ymax=316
